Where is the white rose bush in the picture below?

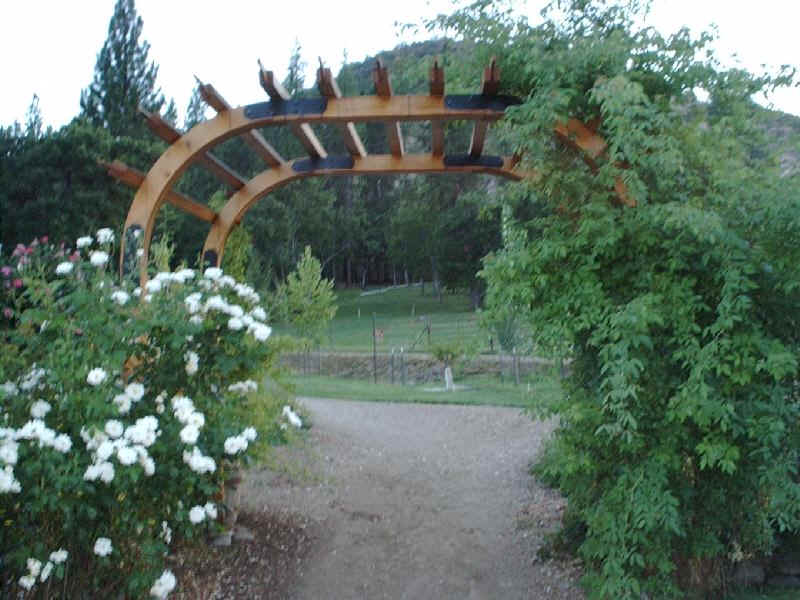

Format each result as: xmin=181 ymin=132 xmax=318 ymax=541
xmin=0 ymin=230 xmax=282 ymax=597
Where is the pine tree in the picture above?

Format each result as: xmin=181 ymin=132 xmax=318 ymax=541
xmin=283 ymin=40 xmax=306 ymax=96
xmin=183 ymin=84 xmax=207 ymax=130
xmin=80 ymin=0 xmax=164 ymax=138
xmin=24 ymin=94 xmax=43 ymax=140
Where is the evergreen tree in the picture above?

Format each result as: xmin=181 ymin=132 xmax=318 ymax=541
xmin=80 ymin=0 xmax=164 ymax=138
xmin=283 ymin=39 xmax=306 ymax=96
xmin=183 ymin=84 xmax=207 ymax=130
xmin=24 ymin=94 xmax=44 ymax=140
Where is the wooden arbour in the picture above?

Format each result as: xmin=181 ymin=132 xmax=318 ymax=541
xmin=107 ymin=58 xmax=630 ymax=283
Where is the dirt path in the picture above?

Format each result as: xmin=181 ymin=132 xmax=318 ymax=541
xmin=240 ymin=398 xmax=584 ymax=599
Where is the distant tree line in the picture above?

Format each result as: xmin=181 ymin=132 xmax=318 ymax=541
xmin=0 ymin=0 xmax=508 ymax=304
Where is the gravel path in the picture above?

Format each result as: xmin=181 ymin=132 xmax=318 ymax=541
xmin=241 ymin=398 xmax=584 ymax=599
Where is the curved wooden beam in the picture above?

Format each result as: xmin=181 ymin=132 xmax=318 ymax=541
xmin=119 ymin=94 xmax=521 ymax=281
xmin=118 ymin=90 xmax=628 ymax=282
xmin=201 ymin=154 xmax=524 ymax=266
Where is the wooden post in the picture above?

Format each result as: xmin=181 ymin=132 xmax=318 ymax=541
xmin=401 ymin=346 xmax=406 ymax=386
xmin=514 ymin=347 xmax=520 ymax=386
xmin=372 ymin=313 xmax=377 ymax=384
xmin=391 ymin=348 xmax=395 ymax=384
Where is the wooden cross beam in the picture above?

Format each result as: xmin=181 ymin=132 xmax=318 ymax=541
xmin=258 ymin=62 xmax=328 ymax=160
xmin=372 ymin=59 xmax=404 ymax=157
xmin=138 ymin=107 xmax=247 ymax=190
xmin=469 ymin=58 xmax=499 ymax=158
xmin=317 ymin=62 xmax=367 ymax=158
xmin=196 ymin=77 xmax=285 ymax=167
xmin=102 ymin=160 xmax=217 ymax=223
xmin=430 ymin=58 xmax=445 ymax=157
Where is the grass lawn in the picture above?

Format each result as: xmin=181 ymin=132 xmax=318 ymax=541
xmin=287 ymin=371 xmax=563 ymax=409
xmin=276 ymin=284 xmax=489 ymax=353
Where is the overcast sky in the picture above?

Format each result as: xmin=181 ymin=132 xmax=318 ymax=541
xmin=2 ymin=0 xmax=798 ymax=130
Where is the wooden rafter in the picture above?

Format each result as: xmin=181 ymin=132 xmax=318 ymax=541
xmin=103 ymin=160 xmax=216 ymax=223
xmin=469 ymin=58 xmax=500 ymax=158
xmin=372 ymin=59 xmax=404 ymax=157
xmin=196 ymin=77 xmax=285 ymax=167
xmin=258 ymin=62 xmax=327 ymax=160
xmin=317 ymin=63 xmax=367 ymax=158
xmin=139 ymin=107 xmax=247 ymax=190
xmin=118 ymin=61 xmax=633 ymax=282
xmin=430 ymin=58 xmax=445 ymax=157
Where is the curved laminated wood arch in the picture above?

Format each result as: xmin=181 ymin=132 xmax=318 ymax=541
xmin=108 ymin=59 xmax=631 ymax=283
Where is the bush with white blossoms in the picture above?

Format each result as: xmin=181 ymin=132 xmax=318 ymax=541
xmin=0 ymin=228 xmax=283 ymax=598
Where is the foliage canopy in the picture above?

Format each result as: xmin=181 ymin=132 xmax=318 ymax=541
xmin=430 ymin=1 xmax=800 ymax=597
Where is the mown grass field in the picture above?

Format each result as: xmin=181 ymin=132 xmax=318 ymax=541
xmin=288 ymin=372 xmax=563 ymax=409
xmin=276 ymin=285 xmax=489 ymax=353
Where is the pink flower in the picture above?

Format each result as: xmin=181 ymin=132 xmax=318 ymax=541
xmin=0 ymin=266 xmax=11 ymax=277
xmin=12 ymin=279 xmax=23 ymax=289
xmin=40 ymin=236 xmax=48 ymax=244
xmin=70 ymin=251 xmax=80 ymax=262
xmin=2 ymin=308 xmax=12 ymax=319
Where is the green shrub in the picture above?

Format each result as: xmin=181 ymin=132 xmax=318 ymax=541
xmin=434 ymin=1 xmax=800 ymax=597
xmin=0 ymin=229 xmax=281 ymax=597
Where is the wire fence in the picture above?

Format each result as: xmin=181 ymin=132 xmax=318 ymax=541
xmin=280 ymin=348 xmax=558 ymax=385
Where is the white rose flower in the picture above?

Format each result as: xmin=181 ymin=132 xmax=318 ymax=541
xmin=111 ymin=290 xmax=130 ymax=305
xmin=117 ymin=446 xmax=137 ymax=466
xmin=18 ymin=575 xmax=35 ymax=590
xmin=99 ymin=461 xmax=115 ymax=483
xmin=52 ymin=434 xmax=72 ymax=453
xmin=105 ymin=420 xmax=124 ymax=438
xmin=0 ymin=465 xmax=21 ymax=493
xmin=96 ymin=440 xmax=115 ymax=461
xmin=49 ymin=549 xmax=68 ymax=564
xmin=76 ymin=236 xmax=93 ymax=249
xmin=145 ymin=279 xmax=162 ymax=293
xmin=86 ymin=368 xmax=108 ymax=386
xmin=227 ymin=317 xmax=244 ymax=331
xmin=125 ymin=382 xmax=145 ymax=401
xmin=40 ymin=561 xmax=53 ymax=582
xmin=224 ymin=435 xmax=247 ymax=455
xmin=89 ymin=251 xmax=109 ymax=267
xmin=30 ymin=400 xmax=51 ymax=419
xmin=96 ymin=228 xmax=114 ymax=244
xmin=179 ymin=424 xmax=199 ymax=445
xmin=242 ymin=427 xmax=257 ymax=442
xmin=188 ymin=505 xmax=206 ymax=524
xmin=150 ymin=569 xmax=177 ymax=599
xmin=113 ymin=393 xmax=132 ymax=415
xmin=250 ymin=323 xmax=272 ymax=342
xmin=203 ymin=267 xmax=223 ymax=280
xmin=93 ymin=537 xmax=113 ymax=557
xmin=186 ymin=411 xmax=205 ymax=428
xmin=184 ymin=351 xmax=199 ymax=376
xmin=0 ymin=440 xmax=19 ymax=465
xmin=27 ymin=558 xmax=42 ymax=577
xmin=250 ymin=307 xmax=267 ymax=321
xmin=204 ymin=502 xmax=218 ymax=520
xmin=55 ymin=261 xmax=73 ymax=275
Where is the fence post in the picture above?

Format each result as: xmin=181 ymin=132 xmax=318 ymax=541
xmin=372 ymin=312 xmax=377 ymax=384
xmin=514 ymin=347 xmax=520 ymax=386
xmin=391 ymin=348 xmax=395 ymax=384
xmin=401 ymin=346 xmax=406 ymax=386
